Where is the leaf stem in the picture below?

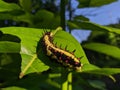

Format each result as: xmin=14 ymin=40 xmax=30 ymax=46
xmin=68 ymin=72 xmax=72 ymax=90
xmin=62 ymin=79 xmax=68 ymax=90
xmin=19 ymin=54 xmax=37 ymax=78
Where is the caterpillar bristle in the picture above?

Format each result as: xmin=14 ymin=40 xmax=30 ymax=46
xmin=65 ymin=45 xmax=67 ymax=50
xmin=55 ymin=42 xmax=57 ymax=46
xmin=59 ymin=44 xmax=62 ymax=48
xmin=42 ymin=32 xmax=45 ymax=35
xmin=80 ymin=56 xmax=83 ymax=59
xmin=72 ymin=49 xmax=76 ymax=53
xmin=77 ymin=56 xmax=83 ymax=61
xmin=44 ymin=30 xmax=47 ymax=33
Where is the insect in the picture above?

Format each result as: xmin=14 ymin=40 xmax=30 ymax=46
xmin=41 ymin=28 xmax=82 ymax=70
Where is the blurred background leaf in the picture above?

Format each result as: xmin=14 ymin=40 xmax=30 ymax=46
xmin=78 ymin=0 xmax=117 ymax=7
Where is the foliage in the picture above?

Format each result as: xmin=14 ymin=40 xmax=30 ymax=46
xmin=0 ymin=0 xmax=120 ymax=90
xmin=78 ymin=0 xmax=117 ymax=7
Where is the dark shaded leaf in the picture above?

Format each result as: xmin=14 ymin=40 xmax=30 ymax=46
xmin=19 ymin=0 xmax=32 ymax=12
xmin=0 ymin=0 xmax=21 ymax=12
xmin=82 ymin=64 xmax=120 ymax=78
xmin=0 ymin=41 xmax=20 ymax=53
xmin=74 ymin=15 xmax=89 ymax=21
xmin=83 ymin=42 xmax=120 ymax=59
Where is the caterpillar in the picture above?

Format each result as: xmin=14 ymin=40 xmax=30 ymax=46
xmin=41 ymin=29 xmax=82 ymax=70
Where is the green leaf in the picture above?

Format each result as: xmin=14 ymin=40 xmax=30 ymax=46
xmin=13 ymin=13 xmax=33 ymax=25
xmin=1 ymin=86 xmax=26 ymax=90
xmin=19 ymin=0 xmax=32 ymax=12
xmin=0 ymin=13 xmax=14 ymax=20
xmin=0 ymin=0 xmax=24 ymax=21
xmin=20 ymin=54 xmax=49 ymax=78
xmin=74 ymin=15 xmax=89 ymax=21
xmin=0 ymin=11 xmax=25 ymax=21
xmin=78 ymin=0 xmax=117 ymax=8
xmin=0 ymin=53 xmax=21 ymax=84
xmin=33 ymin=10 xmax=60 ymax=29
xmin=0 ymin=32 xmax=21 ymax=85
xmin=0 ymin=27 xmax=49 ymax=77
xmin=0 ymin=12 xmax=33 ymax=24
xmin=82 ymin=64 xmax=120 ymax=80
xmin=83 ymin=42 xmax=120 ymax=59
xmin=35 ymin=10 xmax=54 ymax=21
xmin=1 ymin=73 xmax=60 ymax=90
xmin=0 ymin=41 xmax=20 ymax=53
xmin=88 ymin=80 xmax=106 ymax=90
xmin=68 ymin=21 xmax=120 ymax=34
xmin=82 ymin=64 xmax=100 ymax=72
xmin=90 ymin=0 xmax=117 ymax=7
xmin=85 ymin=67 xmax=120 ymax=76
xmin=53 ymin=30 xmax=89 ymax=64
xmin=0 ymin=0 xmax=21 ymax=12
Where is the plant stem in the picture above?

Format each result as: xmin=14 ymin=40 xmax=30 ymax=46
xmin=68 ymin=0 xmax=72 ymax=33
xmin=68 ymin=72 xmax=72 ymax=90
xmin=60 ymin=0 xmax=66 ymax=30
xmin=62 ymin=79 xmax=68 ymax=90
xmin=61 ymin=68 xmax=68 ymax=90
xmin=61 ymin=69 xmax=72 ymax=90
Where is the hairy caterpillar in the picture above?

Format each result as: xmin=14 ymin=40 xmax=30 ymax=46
xmin=41 ymin=29 xmax=82 ymax=70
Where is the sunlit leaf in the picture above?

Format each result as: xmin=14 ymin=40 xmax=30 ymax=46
xmin=1 ymin=27 xmax=49 ymax=77
xmin=53 ymin=30 xmax=89 ymax=64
